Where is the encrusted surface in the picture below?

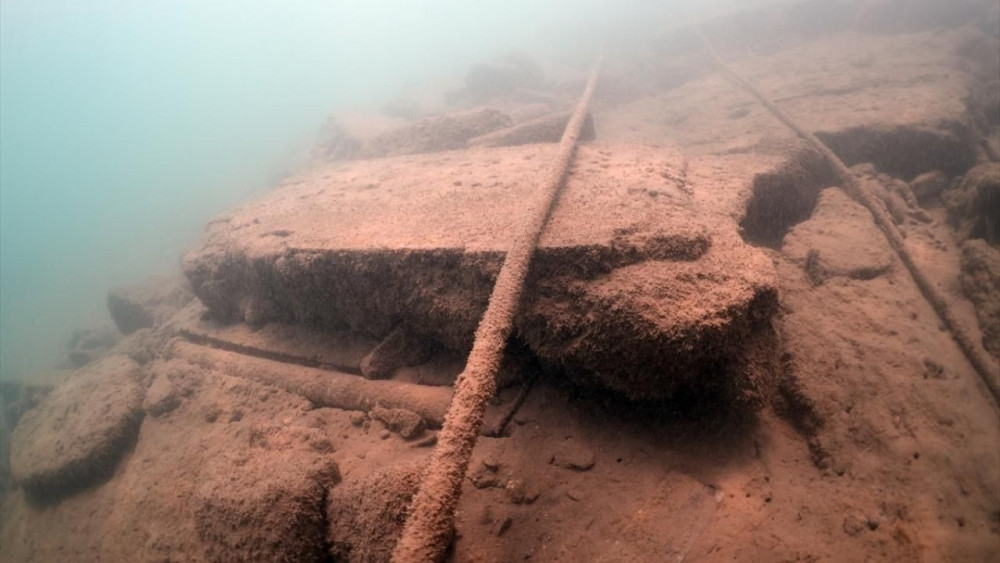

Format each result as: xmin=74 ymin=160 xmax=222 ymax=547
xmin=184 ymin=144 xmax=778 ymax=399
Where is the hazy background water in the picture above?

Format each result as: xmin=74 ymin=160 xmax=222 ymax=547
xmin=0 ymin=0 xmax=742 ymax=379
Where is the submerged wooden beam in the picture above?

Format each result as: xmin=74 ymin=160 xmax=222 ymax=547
xmin=170 ymin=339 xmax=453 ymax=426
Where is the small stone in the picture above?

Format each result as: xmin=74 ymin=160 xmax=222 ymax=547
xmin=378 ymin=430 xmax=391 ymax=440
xmin=412 ymin=434 xmax=437 ymax=448
xmin=203 ymin=404 xmax=221 ymax=423
xmin=843 ymin=514 xmax=866 ymax=537
xmin=471 ymin=470 xmax=500 ymax=489
xmin=504 ymin=479 xmax=539 ymax=505
xmin=370 ymin=406 xmax=425 ymax=440
xmin=495 ymin=515 xmax=513 ymax=537
xmin=551 ymin=440 xmax=596 ymax=471
xmin=482 ymin=456 xmax=500 ymax=472
xmin=512 ymin=414 xmax=532 ymax=426
xmin=309 ymin=438 xmax=334 ymax=453
xmin=143 ymin=374 xmax=180 ymax=417
xmin=349 ymin=411 xmax=367 ymax=427
xmin=360 ymin=325 xmax=435 ymax=380
xmin=923 ymin=358 xmax=946 ymax=379
xmin=565 ymin=488 xmax=585 ymax=502
xmin=479 ymin=505 xmax=495 ymax=526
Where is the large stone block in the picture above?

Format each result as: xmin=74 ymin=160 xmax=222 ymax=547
xmin=183 ymin=144 xmax=777 ymax=400
xmin=10 ymin=356 xmax=144 ymax=501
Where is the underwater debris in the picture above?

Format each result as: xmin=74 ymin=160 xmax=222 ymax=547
xmin=944 ymin=162 xmax=1000 ymax=245
xmin=783 ymin=188 xmax=895 ymax=282
xmin=327 ymin=461 xmax=427 ymax=562
xmin=697 ymin=25 xmax=1000 ymax=404
xmin=107 ymin=275 xmax=194 ymax=336
xmin=959 ymin=239 xmax=1000 ymax=358
xmin=195 ymin=430 xmax=339 ymax=563
xmin=171 ymin=340 xmax=454 ymax=427
xmin=356 ymin=107 xmax=513 ymax=159
xmin=467 ymin=111 xmax=595 ymax=148
xmin=10 ymin=355 xmax=144 ymax=503
xmin=361 ymin=325 xmax=437 ymax=381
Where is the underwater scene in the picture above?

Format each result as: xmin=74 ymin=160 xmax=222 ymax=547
xmin=1 ymin=1 xmax=998 ymax=561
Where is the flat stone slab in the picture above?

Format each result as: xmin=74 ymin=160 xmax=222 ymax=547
xmin=183 ymin=143 xmax=778 ymax=399
xmin=10 ymin=356 xmax=144 ymax=500
xmin=601 ymin=30 xmax=983 ymax=179
xmin=783 ymin=188 xmax=895 ymax=281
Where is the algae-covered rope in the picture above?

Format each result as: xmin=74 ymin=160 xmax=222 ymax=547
xmin=693 ymin=28 xmax=1000 ymax=407
xmin=391 ymin=51 xmax=605 ymax=563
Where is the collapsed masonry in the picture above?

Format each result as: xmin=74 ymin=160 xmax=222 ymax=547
xmin=182 ymin=143 xmax=780 ymax=403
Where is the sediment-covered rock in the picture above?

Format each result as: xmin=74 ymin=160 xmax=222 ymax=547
xmin=370 ymin=405 xmax=425 ymax=440
xmin=356 ymin=108 xmax=513 ymax=159
xmin=10 ymin=356 xmax=144 ymax=501
xmin=959 ymin=239 xmax=1000 ymax=358
xmin=311 ymin=117 xmax=363 ymax=162
xmin=851 ymin=163 xmax=931 ymax=224
xmin=909 ymin=170 xmax=950 ymax=203
xmin=327 ymin=461 xmax=426 ymax=562
xmin=0 ymin=374 xmax=60 ymax=493
xmin=943 ymin=163 xmax=1000 ymax=244
xmin=468 ymin=111 xmax=595 ymax=148
xmin=107 ymin=275 xmax=194 ymax=335
xmin=783 ymin=187 xmax=895 ymax=282
xmin=361 ymin=324 xmax=436 ymax=380
xmin=66 ymin=326 xmax=119 ymax=367
xmin=109 ymin=327 xmax=166 ymax=366
xmin=550 ymin=439 xmax=596 ymax=471
xmin=143 ymin=366 xmax=184 ymax=418
xmin=183 ymin=144 xmax=777 ymax=400
xmin=194 ymin=425 xmax=339 ymax=563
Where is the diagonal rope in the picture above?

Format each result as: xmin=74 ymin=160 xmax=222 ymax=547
xmin=694 ymin=27 xmax=999 ymax=408
xmin=391 ymin=51 xmax=605 ymax=563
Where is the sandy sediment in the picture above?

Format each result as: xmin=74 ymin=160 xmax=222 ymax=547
xmin=2 ymin=8 xmax=1000 ymax=563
